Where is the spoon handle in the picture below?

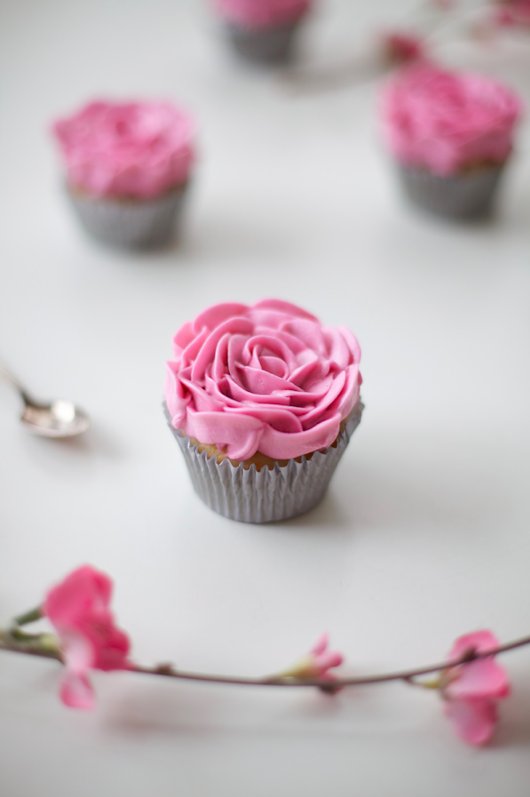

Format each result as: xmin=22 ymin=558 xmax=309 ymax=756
xmin=0 ymin=362 xmax=31 ymax=404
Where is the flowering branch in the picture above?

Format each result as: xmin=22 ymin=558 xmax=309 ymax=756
xmin=1 ymin=627 xmax=529 ymax=689
xmin=0 ymin=565 xmax=525 ymax=745
xmin=283 ymin=1 xmax=530 ymax=95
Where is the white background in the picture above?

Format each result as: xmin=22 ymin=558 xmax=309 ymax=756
xmin=1 ymin=1 xmax=530 ymax=795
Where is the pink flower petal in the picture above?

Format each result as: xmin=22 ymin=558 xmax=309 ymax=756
xmin=444 ymin=699 xmax=498 ymax=746
xmin=448 ymin=630 xmax=500 ymax=660
xmin=44 ymin=565 xmax=112 ymax=626
xmin=44 ymin=565 xmax=131 ymax=709
xmin=446 ymin=658 xmax=510 ymax=702
xmin=61 ymin=629 xmax=95 ymax=672
xmin=382 ymin=31 xmax=425 ymax=64
xmin=311 ymin=633 xmax=329 ymax=657
xmin=60 ymin=671 xmax=95 ymax=710
xmin=314 ymin=651 xmax=344 ymax=672
xmin=283 ymin=634 xmax=343 ymax=683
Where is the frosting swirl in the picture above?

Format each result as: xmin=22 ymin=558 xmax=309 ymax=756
xmin=380 ymin=64 xmax=522 ymax=176
xmin=165 ymin=300 xmax=362 ymax=461
xmin=53 ymin=100 xmax=195 ymax=200
xmin=213 ymin=0 xmax=312 ymax=29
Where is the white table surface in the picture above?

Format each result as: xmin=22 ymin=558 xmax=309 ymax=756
xmin=2 ymin=1 xmax=530 ymax=795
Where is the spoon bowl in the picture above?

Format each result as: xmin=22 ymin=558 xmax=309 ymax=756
xmin=21 ymin=400 xmax=90 ymax=438
xmin=1 ymin=361 xmax=90 ymax=439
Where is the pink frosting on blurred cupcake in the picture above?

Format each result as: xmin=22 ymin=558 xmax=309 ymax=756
xmin=53 ymin=101 xmax=195 ymax=200
xmin=165 ymin=299 xmax=362 ymax=462
xmin=380 ymin=64 xmax=522 ymax=176
xmin=213 ymin=0 xmax=312 ymax=29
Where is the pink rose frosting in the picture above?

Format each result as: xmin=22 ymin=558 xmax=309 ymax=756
xmin=53 ymin=100 xmax=195 ymax=199
xmin=165 ymin=299 xmax=362 ymax=462
xmin=380 ymin=64 xmax=522 ymax=175
xmin=213 ymin=0 xmax=312 ymax=30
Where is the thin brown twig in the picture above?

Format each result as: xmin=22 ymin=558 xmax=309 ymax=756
xmin=1 ymin=632 xmax=529 ymax=689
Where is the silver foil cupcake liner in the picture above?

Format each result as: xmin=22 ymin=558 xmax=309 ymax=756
xmin=224 ymin=20 xmax=302 ymax=65
xmin=165 ymin=401 xmax=364 ymax=523
xmin=66 ymin=184 xmax=188 ymax=249
xmin=397 ymin=163 xmax=506 ymax=220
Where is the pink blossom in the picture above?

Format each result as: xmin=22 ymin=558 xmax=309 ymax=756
xmin=308 ymin=633 xmax=344 ymax=679
xmin=282 ymin=633 xmax=344 ymax=682
xmin=494 ymin=1 xmax=530 ymax=27
xmin=441 ymin=630 xmax=510 ymax=746
xmin=43 ymin=565 xmax=131 ymax=710
xmin=382 ymin=32 xmax=425 ymax=65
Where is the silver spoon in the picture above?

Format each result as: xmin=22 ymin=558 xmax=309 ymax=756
xmin=0 ymin=362 xmax=90 ymax=438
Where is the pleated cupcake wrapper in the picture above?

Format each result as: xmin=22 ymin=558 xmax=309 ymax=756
xmin=397 ymin=163 xmax=506 ymax=220
xmin=165 ymin=401 xmax=364 ymax=523
xmin=224 ymin=19 xmax=302 ymax=65
xmin=66 ymin=185 xmax=188 ymax=249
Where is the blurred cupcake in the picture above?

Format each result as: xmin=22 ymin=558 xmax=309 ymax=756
xmin=164 ymin=299 xmax=363 ymax=523
xmin=53 ymin=100 xmax=195 ymax=249
xmin=380 ymin=64 xmax=522 ymax=220
xmin=213 ymin=0 xmax=313 ymax=65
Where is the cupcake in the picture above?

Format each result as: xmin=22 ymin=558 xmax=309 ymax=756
xmin=164 ymin=299 xmax=363 ymax=523
xmin=213 ymin=0 xmax=313 ymax=65
xmin=53 ymin=100 xmax=195 ymax=249
xmin=380 ymin=64 xmax=522 ymax=220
